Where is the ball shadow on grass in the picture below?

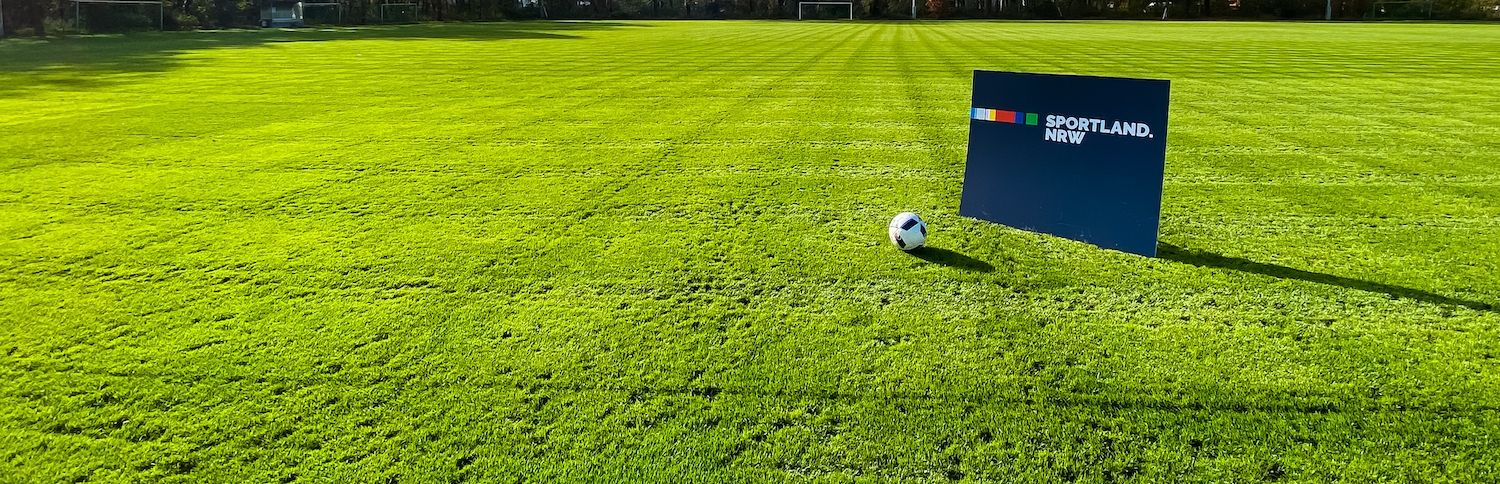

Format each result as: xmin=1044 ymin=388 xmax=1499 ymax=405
xmin=906 ymin=247 xmax=995 ymax=273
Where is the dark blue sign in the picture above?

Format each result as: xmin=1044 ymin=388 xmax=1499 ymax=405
xmin=960 ymin=70 xmax=1170 ymax=257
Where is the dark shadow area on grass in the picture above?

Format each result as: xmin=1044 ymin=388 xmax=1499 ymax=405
xmin=907 ymin=247 xmax=994 ymax=273
xmin=0 ymin=21 xmax=633 ymax=95
xmin=1158 ymin=242 xmax=1493 ymax=312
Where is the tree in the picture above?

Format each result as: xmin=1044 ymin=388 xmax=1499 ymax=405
xmin=15 ymin=0 xmax=49 ymax=36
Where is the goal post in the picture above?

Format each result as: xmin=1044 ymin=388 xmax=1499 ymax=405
xmin=798 ymin=1 xmax=853 ymax=19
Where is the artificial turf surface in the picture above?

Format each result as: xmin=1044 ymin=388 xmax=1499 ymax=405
xmin=2 ymin=19 xmax=1499 ymax=482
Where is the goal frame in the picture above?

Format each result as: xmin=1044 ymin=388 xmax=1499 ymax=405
xmin=798 ymin=1 xmax=853 ymax=19
xmin=303 ymin=1 xmax=343 ymax=24
xmin=379 ymin=0 xmax=418 ymax=22
xmin=1366 ymin=0 xmax=1434 ymax=18
xmin=71 ymin=0 xmax=164 ymax=32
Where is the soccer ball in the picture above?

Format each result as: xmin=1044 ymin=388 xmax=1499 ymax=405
xmin=888 ymin=212 xmax=927 ymax=251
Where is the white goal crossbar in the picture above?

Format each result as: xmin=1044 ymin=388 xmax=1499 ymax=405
xmin=798 ymin=1 xmax=853 ymax=19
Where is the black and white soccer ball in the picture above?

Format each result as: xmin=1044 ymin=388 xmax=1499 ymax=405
xmin=888 ymin=212 xmax=927 ymax=251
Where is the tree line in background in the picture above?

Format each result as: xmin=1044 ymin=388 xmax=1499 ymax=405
xmin=1 ymin=0 xmax=1496 ymax=37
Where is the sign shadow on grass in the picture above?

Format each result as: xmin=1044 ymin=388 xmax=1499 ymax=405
xmin=1157 ymin=243 xmax=1492 ymax=312
xmin=907 ymin=247 xmax=994 ymax=273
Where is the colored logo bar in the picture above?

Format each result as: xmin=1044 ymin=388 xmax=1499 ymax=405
xmin=972 ymin=108 xmax=1039 ymax=126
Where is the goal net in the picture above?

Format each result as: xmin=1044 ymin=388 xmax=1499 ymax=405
xmin=798 ymin=1 xmax=854 ymax=19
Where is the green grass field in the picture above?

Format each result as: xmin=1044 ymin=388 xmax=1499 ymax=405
xmin=3 ymin=20 xmax=1500 ymax=482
